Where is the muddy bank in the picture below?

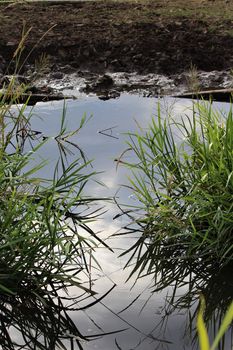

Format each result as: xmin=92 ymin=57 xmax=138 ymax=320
xmin=1 ymin=1 xmax=233 ymax=102
xmin=33 ymin=69 xmax=233 ymax=101
xmin=1 ymin=68 xmax=233 ymax=104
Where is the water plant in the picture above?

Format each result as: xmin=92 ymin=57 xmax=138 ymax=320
xmin=120 ymin=100 xmax=233 ymax=278
xmin=114 ymin=100 xmax=233 ymax=348
xmin=0 ymin=78 xmax=111 ymax=349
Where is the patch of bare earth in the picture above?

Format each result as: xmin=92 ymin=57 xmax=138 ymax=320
xmin=0 ymin=0 xmax=232 ymax=76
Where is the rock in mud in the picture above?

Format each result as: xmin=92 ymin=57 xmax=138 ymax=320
xmin=28 ymin=85 xmax=54 ymax=95
xmin=98 ymin=90 xmax=120 ymax=100
xmin=82 ymin=74 xmax=114 ymax=93
xmin=95 ymin=74 xmax=114 ymax=89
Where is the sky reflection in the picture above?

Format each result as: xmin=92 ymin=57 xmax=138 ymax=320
xmin=7 ymin=94 xmax=233 ymax=350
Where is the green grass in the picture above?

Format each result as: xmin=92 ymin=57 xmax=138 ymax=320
xmin=0 ymin=77 xmax=110 ymax=348
xmin=117 ymin=99 xmax=233 ymax=347
xmin=0 ymin=100 xmax=102 ymax=295
xmin=121 ymin=100 xmax=233 ymax=280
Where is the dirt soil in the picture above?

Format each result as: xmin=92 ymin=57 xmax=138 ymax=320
xmin=0 ymin=0 xmax=233 ymax=76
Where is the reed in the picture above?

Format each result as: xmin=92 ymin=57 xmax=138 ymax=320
xmin=121 ymin=100 xmax=233 ymax=279
xmin=0 ymin=74 xmax=110 ymax=349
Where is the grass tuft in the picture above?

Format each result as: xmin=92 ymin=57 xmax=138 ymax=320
xmin=121 ymin=100 xmax=233 ymax=279
xmin=0 ymin=74 xmax=109 ymax=348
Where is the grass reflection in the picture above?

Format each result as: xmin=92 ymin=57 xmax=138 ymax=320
xmin=118 ymin=216 xmax=233 ymax=349
xmin=0 ymin=287 xmax=93 ymax=349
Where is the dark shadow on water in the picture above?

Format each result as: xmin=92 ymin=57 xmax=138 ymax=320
xmin=115 ymin=215 xmax=233 ymax=349
xmin=0 ymin=286 xmax=89 ymax=349
xmin=0 ymin=282 xmax=126 ymax=350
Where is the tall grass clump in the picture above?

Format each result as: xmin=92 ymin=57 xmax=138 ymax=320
xmin=0 ymin=82 xmax=110 ymax=349
xmin=0 ymin=101 xmax=103 ymax=295
xmin=121 ymin=101 xmax=233 ymax=278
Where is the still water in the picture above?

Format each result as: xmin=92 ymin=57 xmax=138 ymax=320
xmin=8 ymin=94 xmax=233 ymax=350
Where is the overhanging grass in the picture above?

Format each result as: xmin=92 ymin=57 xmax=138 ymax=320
xmin=0 ymin=81 xmax=110 ymax=348
xmin=121 ymin=100 xmax=233 ymax=279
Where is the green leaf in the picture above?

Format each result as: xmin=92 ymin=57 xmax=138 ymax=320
xmin=197 ymin=295 xmax=210 ymax=350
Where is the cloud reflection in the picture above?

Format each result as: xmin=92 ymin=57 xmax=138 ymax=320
xmin=7 ymin=94 xmax=232 ymax=349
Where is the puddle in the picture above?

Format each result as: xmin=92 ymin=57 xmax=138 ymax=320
xmin=7 ymin=94 xmax=233 ymax=350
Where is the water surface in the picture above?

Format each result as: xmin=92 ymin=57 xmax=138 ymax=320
xmin=9 ymin=94 xmax=233 ymax=350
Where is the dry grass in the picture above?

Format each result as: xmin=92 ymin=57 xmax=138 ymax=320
xmin=107 ymin=0 xmax=233 ymax=23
